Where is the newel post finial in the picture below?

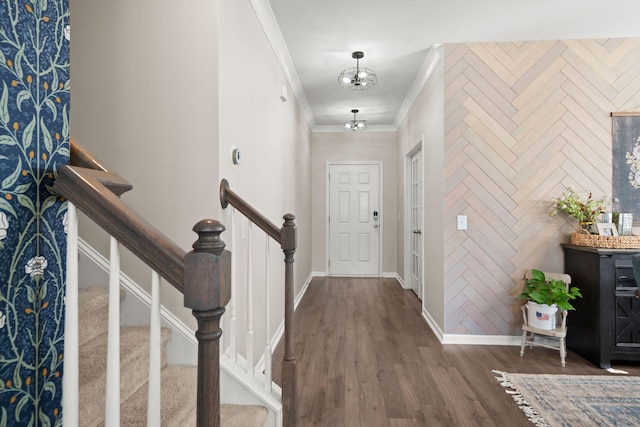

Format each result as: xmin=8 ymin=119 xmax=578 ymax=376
xmin=281 ymin=214 xmax=296 ymax=252
xmin=192 ymin=219 xmax=226 ymax=255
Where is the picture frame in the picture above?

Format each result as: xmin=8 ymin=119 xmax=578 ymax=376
xmin=596 ymin=222 xmax=619 ymax=236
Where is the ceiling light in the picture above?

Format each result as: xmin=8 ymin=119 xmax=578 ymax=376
xmin=344 ymin=109 xmax=367 ymax=131
xmin=338 ymin=51 xmax=377 ymax=91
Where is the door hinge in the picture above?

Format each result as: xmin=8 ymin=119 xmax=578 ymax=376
xmin=328 ymin=259 xmax=331 ymax=267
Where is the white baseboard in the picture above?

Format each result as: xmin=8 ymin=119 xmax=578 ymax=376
xmin=315 ymin=271 xmax=404 ymax=284
xmin=441 ymin=334 xmax=522 ymax=346
xmin=295 ymin=272 xmax=316 ymax=310
xmin=421 ymin=303 xmax=520 ymax=346
xmin=422 ymin=306 xmax=445 ymax=342
xmin=383 ymin=272 xmax=404 ymax=286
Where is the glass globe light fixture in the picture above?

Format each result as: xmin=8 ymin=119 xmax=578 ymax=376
xmin=338 ymin=51 xmax=377 ymax=91
xmin=344 ymin=109 xmax=367 ymax=131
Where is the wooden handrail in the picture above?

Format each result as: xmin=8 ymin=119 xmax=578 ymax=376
xmin=70 ymin=137 xmax=111 ymax=172
xmin=69 ymin=138 xmax=133 ymax=196
xmin=220 ymin=179 xmax=281 ymax=243
xmin=55 ymin=166 xmax=186 ymax=291
xmin=219 ymin=179 xmax=297 ymax=426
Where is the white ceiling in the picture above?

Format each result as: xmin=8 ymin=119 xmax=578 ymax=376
xmin=257 ymin=0 xmax=640 ymax=131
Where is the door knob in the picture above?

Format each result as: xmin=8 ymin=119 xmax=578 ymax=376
xmin=413 ymin=230 xmax=422 ymax=234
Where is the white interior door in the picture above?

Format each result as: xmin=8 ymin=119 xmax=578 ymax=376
xmin=328 ymin=163 xmax=380 ymax=276
xmin=410 ymin=149 xmax=423 ymax=299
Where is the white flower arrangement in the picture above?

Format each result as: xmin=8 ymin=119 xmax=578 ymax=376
xmin=625 ymin=135 xmax=640 ymax=190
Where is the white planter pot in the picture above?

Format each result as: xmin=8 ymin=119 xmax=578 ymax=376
xmin=527 ymin=301 xmax=558 ymax=330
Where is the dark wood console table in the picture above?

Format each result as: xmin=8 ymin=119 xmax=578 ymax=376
xmin=562 ymin=244 xmax=640 ymax=368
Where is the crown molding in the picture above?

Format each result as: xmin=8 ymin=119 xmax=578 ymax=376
xmin=312 ymin=124 xmax=397 ymax=133
xmin=394 ymin=44 xmax=443 ymax=129
xmin=248 ymin=0 xmax=316 ymax=129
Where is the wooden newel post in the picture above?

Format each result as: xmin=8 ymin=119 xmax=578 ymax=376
xmin=184 ymin=219 xmax=231 ymax=427
xmin=280 ymin=214 xmax=297 ymax=427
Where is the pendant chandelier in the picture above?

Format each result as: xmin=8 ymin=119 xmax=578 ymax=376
xmin=338 ymin=51 xmax=377 ymax=91
xmin=344 ymin=109 xmax=367 ymax=131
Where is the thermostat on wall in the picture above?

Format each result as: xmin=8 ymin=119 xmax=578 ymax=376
xmin=232 ymin=147 xmax=241 ymax=165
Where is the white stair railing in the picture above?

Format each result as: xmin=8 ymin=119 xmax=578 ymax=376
xmin=63 ymin=202 xmax=79 ymax=427
xmin=229 ymin=206 xmax=238 ymax=362
xmin=223 ymin=210 xmax=279 ymax=394
xmin=246 ymin=223 xmax=255 ymax=378
xmin=219 ymin=178 xmax=297 ymax=426
xmin=264 ymin=237 xmax=272 ymax=392
xmin=105 ymin=237 xmax=121 ymax=426
xmin=147 ymin=271 xmax=162 ymax=426
xmin=62 ymin=209 xmax=166 ymax=426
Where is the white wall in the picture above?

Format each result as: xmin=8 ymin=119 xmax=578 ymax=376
xmin=397 ymin=46 xmax=445 ymax=329
xmin=218 ymin=0 xmax=312 ymax=356
xmin=70 ymin=0 xmax=222 ymax=330
xmin=311 ymin=131 xmax=398 ymax=274
xmin=70 ymin=0 xmax=312 ymax=344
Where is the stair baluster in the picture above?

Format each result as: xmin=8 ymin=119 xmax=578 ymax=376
xmin=147 ymin=271 xmax=162 ymax=426
xmin=229 ymin=206 xmax=238 ymax=363
xmin=247 ymin=222 xmax=254 ymax=378
xmin=264 ymin=237 xmax=272 ymax=392
xmin=105 ymin=237 xmax=121 ymax=426
xmin=62 ymin=202 xmax=79 ymax=427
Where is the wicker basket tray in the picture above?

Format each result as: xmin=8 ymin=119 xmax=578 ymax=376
xmin=571 ymin=232 xmax=640 ymax=249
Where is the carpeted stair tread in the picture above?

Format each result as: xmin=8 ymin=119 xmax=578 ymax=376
xmin=77 ymin=287 xmax=269 ymax=426
xmin=79 ymin=326 xmax=172 ymax=426
xmin=114 ymin=365 xmax=268 ymax=427
xmin=105 ymin=365 xmax=197 ymax=426
xmin=221 ymin=404 xmax=269 ymax=427
xmin=78 ymin=287 xmax=125 ymax=346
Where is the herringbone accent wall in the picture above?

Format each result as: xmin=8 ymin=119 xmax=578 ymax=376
xmin=443 ymin=38 xmax=640 ymax=335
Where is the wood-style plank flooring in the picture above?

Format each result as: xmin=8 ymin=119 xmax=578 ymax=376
xmin=272 ymin=276 xmax=640 ymax=426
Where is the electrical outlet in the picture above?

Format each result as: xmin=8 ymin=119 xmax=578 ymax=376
xmin=457 ymin=215 xmax=467 ymax=230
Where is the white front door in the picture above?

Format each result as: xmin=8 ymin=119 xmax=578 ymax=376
xmin=410 ymin=149 xmax=423 ymax=299
xmin=328 ymin=163 xmax=381 ymax=276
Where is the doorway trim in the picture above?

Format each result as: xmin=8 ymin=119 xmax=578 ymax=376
xmin=404 ymin=138 xmax=424 ymax=297
xmin=325 ymin=161 xmax=384 ymax=276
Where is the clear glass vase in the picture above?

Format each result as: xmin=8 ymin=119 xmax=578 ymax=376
xmin=580 ymin=221 xmax=596 ymax=234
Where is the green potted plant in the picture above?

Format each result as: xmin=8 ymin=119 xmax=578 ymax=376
xmin=518 ymin=269 xmax=583 ymax=329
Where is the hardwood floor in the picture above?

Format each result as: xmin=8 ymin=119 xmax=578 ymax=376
xmin=272 ymin=276 xmax=640 ymax=426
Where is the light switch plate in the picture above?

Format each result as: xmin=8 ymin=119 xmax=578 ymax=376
xmin=457 ymin=215 xmax=467 ymax=230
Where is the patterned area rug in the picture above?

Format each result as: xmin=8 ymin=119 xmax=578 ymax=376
xmin=493 ymin=370 xmax=640 ymax=426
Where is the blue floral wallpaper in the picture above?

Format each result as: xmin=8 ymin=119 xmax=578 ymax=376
xmin=0 ymin=0 xmax=70 ymax=425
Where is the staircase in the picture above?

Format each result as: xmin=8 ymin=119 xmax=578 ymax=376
xmin=77 ymin=287 xmax=269 ymax=426
xmin=58 ymin=140 xmax=296 ymax=426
